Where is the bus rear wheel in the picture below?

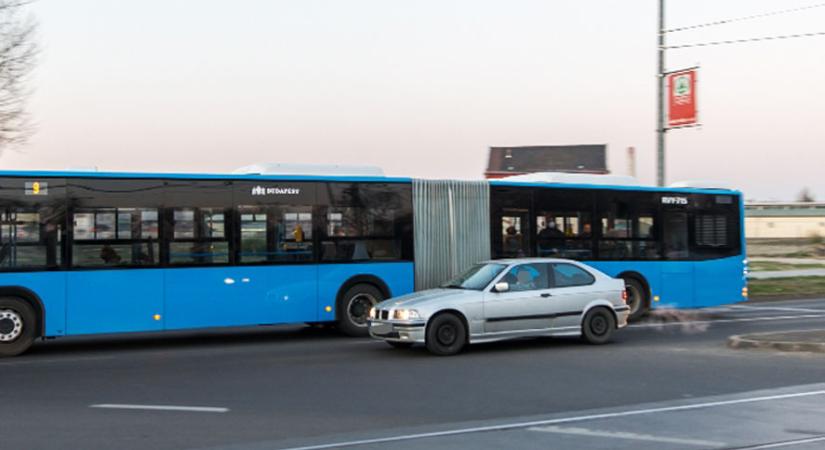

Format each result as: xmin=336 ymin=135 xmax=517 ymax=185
xmin=0 ymin=297 xmax=37 ymax=357
xmin=623 ymin=277 xmax=649 ymax=321
xmin=337 ymin=284 xmax=383 ymax=337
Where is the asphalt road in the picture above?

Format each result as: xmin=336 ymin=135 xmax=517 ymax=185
xmin=3 ymin=299 xmax=825 ymax=450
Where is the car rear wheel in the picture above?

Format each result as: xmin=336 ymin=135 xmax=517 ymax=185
xmin=581 ymin=307 xmax=615 ymax=345
xmin=337 ymin=284 xmax=384 ymax=337
xmin=425 ymin=313 xmax=466 ymax=356
xmin=0 ymin=297 xmax=37 ymax=357
xmin=623 ymin=277 xmax=648 ymax=321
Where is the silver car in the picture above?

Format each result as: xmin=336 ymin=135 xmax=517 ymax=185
xmin=368 ymin=258 xmax=630 ymax=355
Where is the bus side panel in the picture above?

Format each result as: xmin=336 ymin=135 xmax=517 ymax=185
xmin=583 ymin=261 xmax=682 ymax=308
xmin=0 ymin=272 xmax=67 ymax=337
xmin=66 ymin=270 xmax=164 ymax=335
xmin=244 ymin=264 xmax=318 ymax=325
xmin=317 ymin=262 xmax=415 ymax=322
xmin=164 ymin=265 xmax=318 ymax=330
xmin=694 ymin=256 xmax=747 ymax=307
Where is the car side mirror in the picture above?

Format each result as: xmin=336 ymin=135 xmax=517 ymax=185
xmin=494 ymin=282 xmax=509 ymax=293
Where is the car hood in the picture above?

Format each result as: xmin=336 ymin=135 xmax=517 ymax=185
xmin=378 ymin=288 xmax=477 ymax=309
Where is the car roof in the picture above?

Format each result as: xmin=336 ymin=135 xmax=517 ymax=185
xmin=481 ymin=258 xmax=583 ymax=265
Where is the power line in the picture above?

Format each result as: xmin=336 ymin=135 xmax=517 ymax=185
xmin=665 ymin=2 xmax=825 ymax=33
xmin=666 ymin=30 xmax=825 ymax=49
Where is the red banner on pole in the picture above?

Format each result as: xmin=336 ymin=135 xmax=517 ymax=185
xmin=667 ymin=69 xmax=697 ymax=128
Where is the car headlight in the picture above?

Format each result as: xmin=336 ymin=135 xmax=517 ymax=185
xmin=368 ymin=307 xmax=376 ymax=320
xmin=393 ymin=309 xmax=420 ymax=320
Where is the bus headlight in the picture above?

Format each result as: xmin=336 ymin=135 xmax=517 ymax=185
xmin=393 ymin=309 xmax=420 ymax=320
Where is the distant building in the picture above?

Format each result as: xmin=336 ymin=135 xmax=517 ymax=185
xmin=484 ymin=144 xmax=608 ymax=179
xmin=746 ymin=202 xmax=825 ymax=238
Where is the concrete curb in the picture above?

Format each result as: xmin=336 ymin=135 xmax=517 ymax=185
xmin=728 ymin=330 xmax=825 ymax=353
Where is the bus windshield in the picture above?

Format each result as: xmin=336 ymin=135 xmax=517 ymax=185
xmin=441 ymin=263 xmax=507 ymax=291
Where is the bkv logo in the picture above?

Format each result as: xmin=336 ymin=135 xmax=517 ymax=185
xmin=251 ymin=185 xmax=300 ymax=196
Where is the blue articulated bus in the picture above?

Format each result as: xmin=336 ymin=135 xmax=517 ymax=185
xmin=0 ymin=168 xmax=746 ymax=356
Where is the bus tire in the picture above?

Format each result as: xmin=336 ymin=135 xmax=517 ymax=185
xmin=0 ymin=297 xmax=37 ymax=357
xmin=623 ymin=276 xmax=649 ymax=321
xmin=337 ymin=284 xmax=383 ymax=337
xmin=581 ymin=307 xmax=615 ymax=345
xmin=425 ymin=313 xmax=466 ymax=356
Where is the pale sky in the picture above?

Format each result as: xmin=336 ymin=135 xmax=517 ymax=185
xmin=4 ymin=0 xmax=825 ymax=200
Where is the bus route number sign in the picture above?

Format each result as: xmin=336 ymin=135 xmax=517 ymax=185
xmin=25 ymin=181 xmax=48 ymax=196
xmin=661 ymin=196 xmax=687 ymax=205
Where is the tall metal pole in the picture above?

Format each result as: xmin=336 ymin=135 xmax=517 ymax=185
xmin=656 ymin=0 xmax=666 ymax=187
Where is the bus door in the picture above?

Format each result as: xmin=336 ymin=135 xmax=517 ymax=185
xmin=659 ymin=210 xmax=694 ymax=308
xmin=65 ymin=180 xmax=166 ymax=335
xmin=164 ymin=181 xmax=318 ymax=329
xmin=491 ymin=186 xmax=533 ymax=258
xmin=231 ymin=182 xmax=318 ymax=325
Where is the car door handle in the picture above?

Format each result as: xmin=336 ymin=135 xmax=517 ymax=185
xmin=540 ymin=293 xmax=552 ymax=298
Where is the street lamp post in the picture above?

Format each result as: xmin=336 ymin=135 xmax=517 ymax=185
xmin=657 ymin=0 xmax=666 ymax=187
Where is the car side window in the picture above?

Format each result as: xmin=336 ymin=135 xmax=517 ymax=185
xmin=552 ymin=263 xmax=595 ymax=288
xmin=500 ymin=263 xmax=550 ymax=292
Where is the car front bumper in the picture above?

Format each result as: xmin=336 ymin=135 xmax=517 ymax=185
xmin=368 ymin=320 xmax=427 ymax=344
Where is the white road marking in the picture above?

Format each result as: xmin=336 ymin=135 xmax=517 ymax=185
xmin=629 ymin=313 xmax=825 ymax=329
xmin=528 ymin=425 xmax=725 ymax=447
xmin=278 ymin=389 xmax=825 ymax=450
xmin=737 ymin=435 xmax=825 ymax=449
xmin=729 ymin=304 xmax=825 ymax=313
xmin=0 ymin=355 xmax=114 ymax=366
xmin=90 ymin=404 xmax=229 ymax=413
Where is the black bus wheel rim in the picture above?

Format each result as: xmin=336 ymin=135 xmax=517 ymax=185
xmin=347 ymin=294 xmax=377 ymax=327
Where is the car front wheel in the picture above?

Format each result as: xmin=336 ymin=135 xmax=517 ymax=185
xmin=425 ymin=313 xmax=466 ymax=356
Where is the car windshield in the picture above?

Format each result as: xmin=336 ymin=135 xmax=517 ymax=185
xmin=440 ymin=263 xmax=507 ymax=290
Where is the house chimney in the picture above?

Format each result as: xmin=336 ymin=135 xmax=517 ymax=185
xmin=626 ymin=146 xmax=636 ymax=178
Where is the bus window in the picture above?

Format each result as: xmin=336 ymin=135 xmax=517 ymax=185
xmin=238 ymin=205 xmax=314 ymax=263
xmin=0 ymin=208 xmax=62 ymax=269
xmin=535 ymin=213 xmax=593 ymax=259
xmin=597 ymin=191 xmax=659 ymax=260
xmin=532 ymin=188 xmax=594 ymax=260
xmin=319 ymin=183 xmax=412 ymax=262
xmin=690 ymin=194 xmax=741 ymax=259
xmin=72 ymin=207 xmax=160 ymax=267
xmin=168 ymin=207 xmax=229 ymax=265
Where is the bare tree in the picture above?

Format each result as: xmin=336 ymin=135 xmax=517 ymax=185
xmin=797 ymin=187 xmax=815 ymax=203
xmin=0 ymin=0 xmax=37 ymax=151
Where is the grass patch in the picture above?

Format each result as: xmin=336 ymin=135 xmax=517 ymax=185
xmin=749 ymin=261 xmax=825 ymax=272
xmin=749 ymin=276 xmax=825 ymax=299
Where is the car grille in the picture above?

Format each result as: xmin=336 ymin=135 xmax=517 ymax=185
xmin=380 ymin=310 xmax=389 ymax=320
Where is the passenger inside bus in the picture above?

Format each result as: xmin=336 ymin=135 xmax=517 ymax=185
xmin=100 ymin=245 xmax=122 ymax=264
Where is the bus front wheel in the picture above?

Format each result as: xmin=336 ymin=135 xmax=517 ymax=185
xmin=337 ymin=284 xmax=383 ymax=337
xmin=0 ymin=297 xmax=37 ymax=357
